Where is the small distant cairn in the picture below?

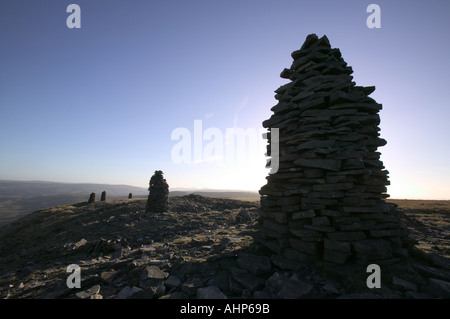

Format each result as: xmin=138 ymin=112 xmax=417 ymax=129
xmin=88 ymin=193 xmax=96 ymax=204
xmin=128 ymin=193 xmax=133 ymax=199
xmin=100 ymin=191 xmax=107 ymax=202
xmin=146 ymin=170 xmax=169 ymax=213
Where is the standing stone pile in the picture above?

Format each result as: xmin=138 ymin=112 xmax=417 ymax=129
xmin=258 ymin=34 xmax=403 ymax=268
xmin=101 ymin=191 xmax=107 ymax=202
xmin=88 ymin=193 xmax=96 ymax=204
xmin=146 ymin=170 xmax=169 ymax=213
xmin=128 ymin=193 xmax=133 ymax=199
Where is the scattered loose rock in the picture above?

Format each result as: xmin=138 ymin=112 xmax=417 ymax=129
xmin=0 ymin=195 xmax=448 ymax=299
xmin=76 ymin=285 xmax=101 ymax=299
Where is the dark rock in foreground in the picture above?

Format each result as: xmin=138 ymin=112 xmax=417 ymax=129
xmin=0 ymin=196 xmax=448 ymax=299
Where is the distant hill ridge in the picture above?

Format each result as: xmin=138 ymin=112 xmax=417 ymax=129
xmin=0 ymin=180 xmax=148 ymax=198
xmin=0 ymin=180 xmax=259 ymax=227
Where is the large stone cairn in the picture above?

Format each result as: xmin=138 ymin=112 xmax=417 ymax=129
xmin=258 ymin=34 xmax=403 ymax=268
xmin=146 ymin=170 xmax=169 ymax=213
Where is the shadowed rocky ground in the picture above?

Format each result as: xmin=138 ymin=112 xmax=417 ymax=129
xmin=388 ymin=199 xmax=450 ymax=260
xmin=0 ymin=196 xmax=449 ymax=299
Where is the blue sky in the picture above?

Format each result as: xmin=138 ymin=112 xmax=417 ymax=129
xmin=1 ymin=1 xmax=449 ymax=199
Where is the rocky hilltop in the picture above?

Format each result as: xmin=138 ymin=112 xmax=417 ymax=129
xmin=0 ymin=195 xmax=449 ymax=299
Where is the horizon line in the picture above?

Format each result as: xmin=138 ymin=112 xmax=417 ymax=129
xmin=1 ymin=179 xmax=449 ymax=200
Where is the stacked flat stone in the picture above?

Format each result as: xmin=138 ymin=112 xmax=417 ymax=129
xmin=146 ymin=170 xmax=169 ymax=213
xmin=258 ymin=34 xmax=402 ymax=266
xmin=101 ymin=191 xmax=106 ymax=202
xmin=88 ymin=193 xmax=96 ymax=204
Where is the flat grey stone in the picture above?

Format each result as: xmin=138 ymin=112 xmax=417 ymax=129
xmin=405 ymin=291 xmax=434 ymax=299
xmin=312 ymin=216 xmax=331 ymax=226
xmin=323 ymin=249 xmax=351 ymax=264
xmin=289 ymin=228 xmax=322 ymax=241
xmin=337 ymin=293 xmax=382 ymax=299
xmin=116 ymin=286 xmax=143 ymax=299
xmin=283 ymin=248 xmax=318 ymax=262
xmin=181 ymin=277 xmax=203 ymax=297
xmin=294 ymin=158 xmax=341 ymax=171
xmin=237 ymin=253 xmax=272 ymax=276
xmin=277 ymin=279 xmax=313 ymax=299
xmin=140 ymin=266 xmax=168 ymax=291
xmin=291 ymin=210 xmax=316 ymax=220
xmin=230 ymin=268 xmax=265 ymax=291
xmin=327 ymin=231 xmax=366 ymax=241
xmin=324 ymin=239 xmax=351 ymax=253
xmin=322 ymin=281 xmax=341 ymax=295
xmin=267 ymin=272 xmax=313 ymax=299
xmin=100 ymin=270 xmax=118 ymax=283
xmin=197 ymin=286 xmax=227 ymax=299
xmin=413 ymin=263 xmax=450 ymax=281
xmin=253 ymin=290 xmax=272 ymax=299
xmin=159 ymin=292 xmax=185 ymax=299
xmin=392 ymin=276 xmax=418 ymax=292
xmin=165 ymin=275 xmax=182 ymax=289
xmin=289 ymin=239 xmax=320 ymax=255
xmin=73 ymin=238 xmax=88 ymax=250
xmin=353 ymin=239 xmax=393 ymax=260
xmin=428 ymin=278 xmax=450 ymax=298
xmin=141 ymin=266 xmax=168 ymax=281
xmin=271 ymin=255 xmax=303 ymax=270
xmin=76 ymin=285 xmax=100 ymax=299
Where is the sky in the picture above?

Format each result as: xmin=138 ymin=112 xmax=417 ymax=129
xmin=1 ymin=0 xmax=449 ymax=199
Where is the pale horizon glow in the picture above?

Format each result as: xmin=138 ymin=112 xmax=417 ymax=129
xmin=1 ymin=1 xmax=450 ymax=200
